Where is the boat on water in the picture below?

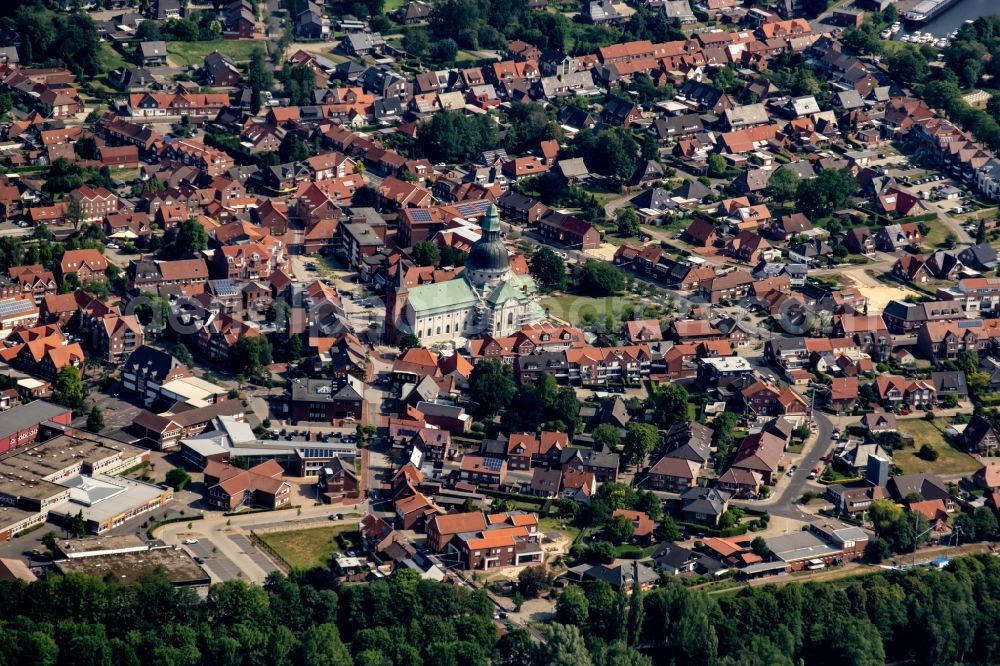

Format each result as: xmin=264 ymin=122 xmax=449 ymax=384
xmin=881 ymin=28 xmax=892 ymax=39
xmin=903 ymin=0 xmax=962 ymax=24
xmin=891 ymin=23 xmax=901 ymax=33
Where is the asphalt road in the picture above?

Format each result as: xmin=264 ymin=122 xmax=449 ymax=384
xmin=735 ymin=411 xmax=836 ymax=521
xmin=159 ymin=502 xmax=369 ymax=583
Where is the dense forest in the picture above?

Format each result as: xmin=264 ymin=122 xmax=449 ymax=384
xmin=3 ymin=554 xmax=1000 ymax=665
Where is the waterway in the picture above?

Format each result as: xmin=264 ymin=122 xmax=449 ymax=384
xmin=906 ymin=0 xmax=998 ymax=38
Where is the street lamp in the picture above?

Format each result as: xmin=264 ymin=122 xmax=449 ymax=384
xmin=912 ymin=512 xmax=935 ymax=567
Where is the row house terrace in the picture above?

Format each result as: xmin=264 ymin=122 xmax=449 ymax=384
xmin=127 ymin=91 xmax=230 ymax=118
xmin=467 ymin=324 xmax=586 ymax=364
xmin=212 ymin=242 xmax=285 ymax=281
xmin=158 ymin=139 xmax=234 ymax=177
xmin=875 ymin=375 xmax=936 ymax=408
xmin=564 ymin=345 xmax=652 ymax=384
xmin=96 ymin=114 xmax=163 ymax=154
xmin=940 ymin=277 xmax=1000 ymax=317
xmin=915 ymin=319 xmax=1000 ymax=361
xmin=6 ymin=266 xmax=56 ymax=304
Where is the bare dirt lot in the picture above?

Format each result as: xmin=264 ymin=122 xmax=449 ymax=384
xmin=838 ymin=268 xmax=918 ymax=313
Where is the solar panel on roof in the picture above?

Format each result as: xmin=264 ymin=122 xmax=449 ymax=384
xmin=958 ymin=320 xmax=982 ymax=328
xmin=410 ymin=209 xmax=433 ymax=222
xmin=0 ymin=299 xmax=33 ymax=316
xmin=482 ymin=457 xmax=503 ymax=471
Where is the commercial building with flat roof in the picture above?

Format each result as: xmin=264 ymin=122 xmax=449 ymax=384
xmin=49 ymin=475 xmax=173 ymax=534
xmin=0 ymin=504 xmax=48 ymax=541
xmin=53 ymin=545 xmax=209 ymax=587
xmin=0 ymin=400 xmax=72 ymax=453
xmin=0 ymin=433 xmax=157 ymax=541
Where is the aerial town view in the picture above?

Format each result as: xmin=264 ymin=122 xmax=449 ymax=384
xmin=3 ymin=0 xmax=1000 ymax=662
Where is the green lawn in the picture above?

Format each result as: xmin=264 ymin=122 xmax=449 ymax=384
xmin=384 ymin=0 xmax=407 ymax=13
xmin=256 ymin=524 xmax=360 ymax=570
xmin=97 ymin=43 xmax=128 ymax=75
xmin=539 ymin=517 xmax=582 ymax=543
xmin=922 ymin=219 xmax=951 ymax=248
xmin=895 ymin=419 xmax=982 ymax=476
xmin=167 ymin=40 xmax=264 ymax=67
xmin=540 ymin=293 xmax=641 ymax=326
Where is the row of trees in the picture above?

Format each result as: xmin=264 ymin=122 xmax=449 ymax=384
xmin=135 ymin=11 xmax=222 ymax=42
xmin=7 ymin=552 xmax=1000 ymax=664
xmin=468 ymin=360 xmax=581 ymax=434
xmin=9 ymin=4 xmax=100 ymax=77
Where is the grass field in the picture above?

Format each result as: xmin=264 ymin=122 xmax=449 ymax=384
xmin=540 ymin=293 xmax=641 ymax=325
xmin=895 ymin=419 xmax=982 ymax=476
xmin=539 ymin=517 xmax=582 ymax=539
xmin=97 ymin=43 xmax=128 ymax=75
xmin=922 ymin=218 xmax=951 ymax=249
xmin=167 ymin=40 xmax=264 ymax=67
xmin=384 ymin=0 xmax=407 ymax=13
xmin=257 ymin=524 xmax=360 ymax=570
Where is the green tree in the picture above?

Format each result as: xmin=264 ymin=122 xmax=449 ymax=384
xmin=430 ymin=38 xmax=459 ymax=64
xmin=712 ymin=66 xmax=738 ymax=93
xmin=229 ymin=337 xmax=273 ymax=376
xmin=654 ymin=516 xmax=682 ymax=542
xmin=418 ymin=110 xmax=497 ymax=164
xmin=589 ymin=540 xmax=616 ymax=564
xmin=576 ymin=127 xmax=638 ymax=183
xmin=165 ymin=219 xmax=208 ymax=259
xmin=165 ymin=468 xmax=192 ymax=491
xmin=248 ymin=47 xmax=272 ymax=114
xmin=556 ymin=585 xmax=589 ymax=626
xmin=767 ymin=168 xmax=800 ymax=202
xmin=518 ymin=565 xmax=550 ymax=598
xmin=538 ymin=624 xmax=593 ymax=666
xmin=530 ymin=248 xmax=566 ymax=291
xmin=750 ymin=536 xmax=771 ymax=558
xmin=885 ymin=44 xmax=927 ymax=83
xmin=707 ymin=153 xmax=728 ymax=178
xmin=296 ymin=624 xmax=352 ymax=666
xmin=606 ymin=514 xmax=635 ymax=544
xmin=55 ymin=366 xmax=85 ymax=411
xmin=411 ymin=241 xmax=440 ymax=267
xmin=616 ymin=207 xmax=641 ymax=237
xmin=288 ymin=334 xmax=304 ymax=361
xmin=398 ymin=333 xmax=420 ymax=353
xmin=656 ymin=383 xmax=689 ymax=426
xmin=593 ymin=423 xmax=622 ymax=451
xmin=795 ymin=168 xmax=857 ymax=219
xmin=278 ymin=133 xmax=311 ymax=163
xmin=86 ymin=405 xmax=105 ymax=432
xmin=402 ymin=28 xmax=429 ymax=58
xmin=973 ymin=506 xmax=998 ymax=540
xmin=469 ymin=360 xmax=517 ymax=417
xmin=579 ymin=262 xmax=625 ymax=296
xmin=493 ymin=628 xmax=538 ymax=666
xmin=623 ymin=422 xmax=658 ymax=469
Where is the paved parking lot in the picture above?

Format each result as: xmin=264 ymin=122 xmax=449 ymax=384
xmin=184 ymin=539 xmax=244 ymax=582
xmin=228 ymin=534 xmax=280 ymax=575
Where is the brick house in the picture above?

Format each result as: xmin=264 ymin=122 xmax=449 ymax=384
xmin=94 ymin=314 xmax=144 ymax=362
xmin=646 ymin=456 xmax=700 ymax=492
xmin=458 ymin=455 xmax=507 ymax=488
xmin=59 ymin=249 xmax=108 ymax=283
xmin=317 ymin=457 xmax=360 ymax=502
xmin=204 ymin=459 xmax=291 ymax=510
xmin=70 ymin=186 xmax=121 ymax=222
